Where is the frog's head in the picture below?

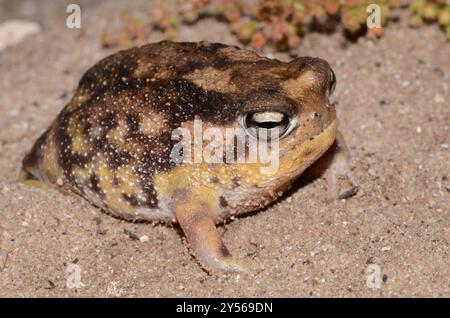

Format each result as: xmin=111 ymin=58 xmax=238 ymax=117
xmin=228 ymin=56 xmax=338 ymax=182
xmin=145 ymin=44 xmax=339 ymax=215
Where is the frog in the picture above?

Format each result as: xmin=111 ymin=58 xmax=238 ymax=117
xmin=20 ymin=41 xmax=356 ymax=273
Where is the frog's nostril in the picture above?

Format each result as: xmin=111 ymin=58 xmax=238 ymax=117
xmin=311 ymin=112 xmax=320 ymax=119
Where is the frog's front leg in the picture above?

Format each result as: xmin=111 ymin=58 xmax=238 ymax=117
xmin=173 ymin=190 xmax=244 ymax=274
xmin=326 ymin=130 xmax=358 ymax=200
xmin=308 ymin=130 xmax=357 ymax=200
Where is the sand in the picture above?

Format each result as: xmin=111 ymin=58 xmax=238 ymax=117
xmin=0 ymin=0 xmax=449 ymax=297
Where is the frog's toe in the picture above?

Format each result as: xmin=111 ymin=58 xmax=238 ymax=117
xmin=194 ymin=242 xmax=245 ymax=274
xmin=333 ymin=177 xmax=358 ymax=200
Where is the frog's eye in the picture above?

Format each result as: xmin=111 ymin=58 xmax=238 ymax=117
xmin=241 ymin=111 xmax=296 ymax=140
xmin=326 ymin=69 xmax=336 ymax=97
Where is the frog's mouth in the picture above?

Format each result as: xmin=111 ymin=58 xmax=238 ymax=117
xmin=270 ymin=119 xmax=338 ymax=178
xmin=219 ymin=120 xmax=338 ymax=215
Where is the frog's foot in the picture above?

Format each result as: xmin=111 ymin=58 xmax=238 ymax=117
xmin=324 ymin=130 xmax=358 ymax=201
xmin=174 ymin=198 xmax=244 ymax=274
xmin=19 ymin=169 xmax=49 ymax=189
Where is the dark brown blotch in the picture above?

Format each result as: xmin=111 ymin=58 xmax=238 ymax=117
xmin=210 ymin=176 xmax=220 ymax=184
xmin=219 ymin=243 xmax=231 ymax=258
xmin=122 ymin=193 xmax=140 ymax=207
xmin=219 ymin=196 xmax=228 ymax=208
xmin=89 ymin=173 xmax=102 ymax=195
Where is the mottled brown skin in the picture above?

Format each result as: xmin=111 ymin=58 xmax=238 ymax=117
xmin=21 ymin=41 xmax=352 ymax=273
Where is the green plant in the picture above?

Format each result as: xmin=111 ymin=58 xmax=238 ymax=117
xmin=102 ymin=0 xmax=450 ymax=51
xmin=409 ymin=0 xmax=450 ymax=39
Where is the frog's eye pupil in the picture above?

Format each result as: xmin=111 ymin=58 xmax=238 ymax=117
xmin=242 ymin=111 xmax=294 ymax=139
xmin=327 ymin=69 xmax=336 ymax=97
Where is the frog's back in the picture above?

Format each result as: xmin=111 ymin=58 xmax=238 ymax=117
xmin=20 ymin=41 xmax=279 ymax=221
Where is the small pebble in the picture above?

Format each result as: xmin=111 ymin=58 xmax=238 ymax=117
xmin=434 ymin=94 xmax=445 ymax=104
xmin=0 ymin=19 xmax=41 ymax=51
xmin=7 ymin=110 xmax=18 ymax=117
xmin=139 ymin=235 xmax=149 ymax=243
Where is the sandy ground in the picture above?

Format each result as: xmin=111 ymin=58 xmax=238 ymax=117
xmin=0 ymin=1 xmax=449 ymax=297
